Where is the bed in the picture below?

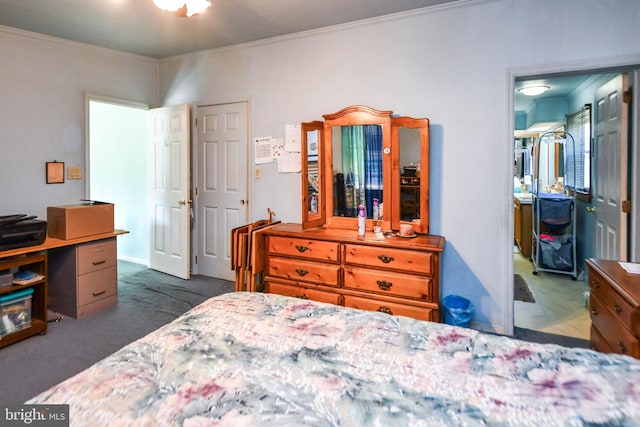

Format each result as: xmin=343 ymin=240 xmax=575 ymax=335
xmin=28 ymin=292 xmax=640 ymax=426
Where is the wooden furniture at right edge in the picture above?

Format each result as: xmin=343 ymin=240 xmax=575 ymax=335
xmin=587 ymin=258 xmax=640 ymax=358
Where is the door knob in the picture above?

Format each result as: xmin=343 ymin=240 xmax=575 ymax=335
xmin=240 ymin=200 xmax=246 ymax=206
xmin=586 ymin=206 xmax=596 ymax=213
xmin=178 ymin=199 xmax=192 ymax=206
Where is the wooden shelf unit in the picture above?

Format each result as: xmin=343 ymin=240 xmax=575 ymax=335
xmin=0 ymin=251 xmax=48 ymax=349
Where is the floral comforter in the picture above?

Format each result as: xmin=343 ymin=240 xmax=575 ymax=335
xmin=29 ymin=292 xmax=640 ymax=426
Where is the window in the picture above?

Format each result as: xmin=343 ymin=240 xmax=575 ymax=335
xmin=566 ymin=104 xmax=592 ymax=193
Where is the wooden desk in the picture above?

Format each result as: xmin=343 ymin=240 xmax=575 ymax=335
xmin=0 ymin=230 xmax=129 ymax=258
xmin=0 ymin=230 xmax=128 ymax=348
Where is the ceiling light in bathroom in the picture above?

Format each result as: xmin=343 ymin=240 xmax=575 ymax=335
xmin=518 ymin=85 xmax=550 ymax=96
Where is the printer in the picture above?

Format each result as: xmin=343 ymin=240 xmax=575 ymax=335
xmin=0 ymin=215 xmax=47 ymax=252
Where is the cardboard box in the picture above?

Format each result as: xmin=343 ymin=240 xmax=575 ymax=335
xmin=47 ymin=201 xmax=114 ymax=240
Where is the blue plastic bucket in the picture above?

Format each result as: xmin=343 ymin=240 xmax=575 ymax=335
xmin=443 ymin=294 xmax=474 ymax=328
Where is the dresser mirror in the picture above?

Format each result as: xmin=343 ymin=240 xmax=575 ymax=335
xmin=322 ymin=106 xmax=392 ymax=230
xmin=300 ymin=121 xmax=325 ymax=229
xmin=391 ymin=117 xmax=430 ymax=234
xmin=300 ymin=105 xmax=429 ymax=234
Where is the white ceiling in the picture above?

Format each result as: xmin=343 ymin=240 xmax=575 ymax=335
xmin=0 ymin=0 xmax=460 ymax=58
xmin=0 ymin=0 xmax=615 ymax=111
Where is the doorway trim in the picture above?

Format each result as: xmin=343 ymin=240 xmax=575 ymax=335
xmin=505 ymin=56 xmax=640 ymax=336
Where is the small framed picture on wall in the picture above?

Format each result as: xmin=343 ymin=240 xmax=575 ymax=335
xmin=46 ymin=161 xmax=65 ymax=184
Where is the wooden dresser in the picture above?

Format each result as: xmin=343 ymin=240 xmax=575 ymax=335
xmin=586 ymin=258 xmax=640 ymax=358
xmin=261 ymin=223 xmax=445 ymax=321
xmin=513 ymin=196 xmax=532 ymax=258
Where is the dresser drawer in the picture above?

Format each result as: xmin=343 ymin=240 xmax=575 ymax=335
xmin=590 ymin=325 xmax=614 ymax=353
xmin=343 ymin=294 xmax=435 ymax=322
xmin=344 ymin=244 xmax=432 ymax=274
xmin=588 ymin=267 xmax=611 ymax=307
xmin=265 ymin=280 xmax=340 ymax=305
xmin=343 ymin=266 xmax=433 ymax=302
xmin=78 ymin=266 xmax=117 ymax=306
xmin=590 ymin=293 xmax=640 ymax=358
xmin=606 ymin=286 xmax=640 ymax=336
xmin=78 ymin=239 xmax=117 ymax=275
xmin=267 ymin=236 xmax=339 ymax=262
xmin=267 ymin=256 xmax=340 ymax=286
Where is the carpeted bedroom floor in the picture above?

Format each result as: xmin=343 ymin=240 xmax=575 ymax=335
xmin=1 ymin=261 xmax=234 ymax=404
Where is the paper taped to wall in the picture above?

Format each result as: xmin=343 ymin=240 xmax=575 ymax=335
xmin=254 ymin=137 xmax=273 ymax=164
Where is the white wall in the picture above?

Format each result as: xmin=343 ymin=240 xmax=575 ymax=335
xmin=0 ymin=27 xmax=158 ymax=220
xmin=0 ymin=27 xmax=158 ymax=263
xmin=158 ymin=0 xmax=640 ymax=333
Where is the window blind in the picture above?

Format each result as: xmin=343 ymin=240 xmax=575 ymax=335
xmin=566 ymin=105 xmax=591 ymax=191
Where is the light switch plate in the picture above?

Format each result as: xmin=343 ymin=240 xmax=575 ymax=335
xmin=67 ymin=166 xmax=82 ymax=180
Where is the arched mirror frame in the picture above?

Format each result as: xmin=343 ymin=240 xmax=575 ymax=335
xmin=300 ymin=121 xmax=325 ymax=229
xmin=391 ymin=116 xmax=430 ymax=234
xmin=322 ymin=105 xmax=393 ymax=230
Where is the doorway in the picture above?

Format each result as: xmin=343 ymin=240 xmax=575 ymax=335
xmin=511 ymin=67 xmax=639 ymax=340
xmin=87 ymin=96 xmax=149 ymax=265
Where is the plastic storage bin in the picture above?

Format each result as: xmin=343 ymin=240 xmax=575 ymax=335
xmin=0 ymin=287 xmax=33 ymax=336
xmin=443 ymin=294 xmax=474 ymax=328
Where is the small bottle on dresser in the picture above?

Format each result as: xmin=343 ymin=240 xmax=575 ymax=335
xmin=357 ymin=204 xmax=366 ymax=237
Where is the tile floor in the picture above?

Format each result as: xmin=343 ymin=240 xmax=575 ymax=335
xmin=514 ymin=247 xmax=591 ymax=340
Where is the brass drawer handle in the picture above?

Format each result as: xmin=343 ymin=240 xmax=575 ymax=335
xmin=618 ymin=341 xmax=627 ymax=354
xmin=613 ymin=303 xmax=622 ymax=315
xmin=295 ymin=269 xmax=309 ymax=277
xmin=295 ymin=293 xmax=309 ymax=300
xmin=377 ymin=306 xmax=393 ymax=315
xmin=591 ymin=280 xmax=600 ymax=289
xmin=92 ymin=290 xmax=106 ymax=297
xmin=378 ymin=255 xmax=395 ymax=264
xmin=590 ymin=308 xmax=598 ymax=316
xmin=377 ymin=280 xmax=393 ymax=291
xmin=295 ymin=245 xmax=309 ymax=253
xmin=92 ymin=260 xmax=106 ymax=266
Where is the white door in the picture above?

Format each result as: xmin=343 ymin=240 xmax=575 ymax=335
xmin=196 ymin=102 xmax=248 ymax=280
xmin=148 ymin=104 xmax=191 ymax=279
xmin=594 ymin=74 xmax=629 ymax=261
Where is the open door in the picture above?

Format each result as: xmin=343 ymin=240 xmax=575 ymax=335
xmin=148 ymin=104 xmax=191 ymax=279
xmin=594 ymin=74 xmax=629 ymax=261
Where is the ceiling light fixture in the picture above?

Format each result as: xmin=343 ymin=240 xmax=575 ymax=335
xmin=153 ymin=0 xmax=211 ymax=17
xmin=518 ymin=85 xmax=550 ymax=96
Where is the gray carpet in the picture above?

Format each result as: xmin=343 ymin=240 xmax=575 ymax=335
xmin=1 ymin=262 xmax=233 ymax=404
xmin=514 ymin=274 xmax=535 ymax=303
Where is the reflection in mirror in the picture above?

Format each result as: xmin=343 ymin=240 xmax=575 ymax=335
xmin=301 ymin=121 xmax=324 ymax=229
xmin=331 ymin=125 xmax=383 ymax=219
xmin=307 ymin=129 xmax=320 ymax=214
xmin=399 ymin=127 xmax=421 ymax=222
xmin=391 ymin=116 xmax=429 ymax=234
